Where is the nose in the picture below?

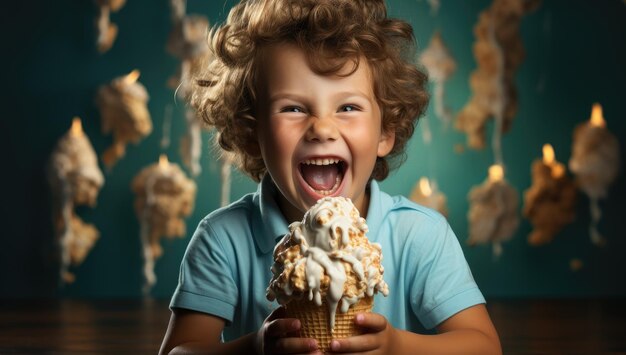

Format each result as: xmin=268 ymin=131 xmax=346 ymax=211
xmin=305 ymin=115 xmax=339 ymax=143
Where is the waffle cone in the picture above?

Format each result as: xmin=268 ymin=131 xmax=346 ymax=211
xmin=284 ymin=296 xmax=373 ymax=353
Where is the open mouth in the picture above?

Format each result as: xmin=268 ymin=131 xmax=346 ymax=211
xmin=299 ymin=158 xmax=346 ymax=196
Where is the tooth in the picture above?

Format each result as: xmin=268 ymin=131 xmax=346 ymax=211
xmin=302 ymin=158 xmax=344 ymax=166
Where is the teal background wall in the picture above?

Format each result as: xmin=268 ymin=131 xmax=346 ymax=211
xmin=1 ymin=0 xmax=624 ymax=299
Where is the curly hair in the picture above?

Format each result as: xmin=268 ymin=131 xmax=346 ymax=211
xmin=191 ymin=0 xmax=429 ymax=182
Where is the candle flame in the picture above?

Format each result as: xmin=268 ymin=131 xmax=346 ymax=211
xmin=70 ymin=117 xmax=83 ymax=137
xmin=542 ymin=144 xmax=555 ymax=165
xmin=124 ymin=69 xmax=141 ymax=85
xmin=589 ymin=103 xmax=605 ymax=128
xmin=488 ymin=164 xmax=504 ymax=182
xmin=158 ymin=154 xmax=169 ymax=169
xmin=419 ymin=177 xmax=433 ymax=197
xmin=542 ymin=144 xmax=565 ymax=178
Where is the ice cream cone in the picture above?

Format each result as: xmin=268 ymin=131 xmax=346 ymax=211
xmin=285 ymin=296 xmax=373 ymax=353
xmin=268 ymin=197 xmax=388 ymax=352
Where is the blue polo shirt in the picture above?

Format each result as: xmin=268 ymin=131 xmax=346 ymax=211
xmin=170 ymin=176 xmax=485 ymax=340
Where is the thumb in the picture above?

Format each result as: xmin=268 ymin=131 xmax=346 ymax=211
xmin=257 ymin=306 xmax=287 ymax=355
xmin=266 ymin=305 xmax=286 ymax=322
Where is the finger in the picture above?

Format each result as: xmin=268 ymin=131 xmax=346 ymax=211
xmin=266 ymin=318 xmax=302 ymax=337
xmin=354 ymin=312 xmax=387 ymax=332
xmin=328 ymin=334 xmax=379 ymax=353
xmin=328 ymin=335 xmax=379 ymax=353
xmin=267 ymin=337 xmax=319 ymax=354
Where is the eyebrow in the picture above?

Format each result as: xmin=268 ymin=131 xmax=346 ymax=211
xmin=269 ymin=91 xmax=373 ymax=103
xmin=268 ymin=92 xmax=303 ymax=102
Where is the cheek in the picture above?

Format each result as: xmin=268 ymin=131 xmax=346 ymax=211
xmin=263 ymin=123 xmax=297 ymax=163
xmin=348 ymin=123 xmax=382 ymax=152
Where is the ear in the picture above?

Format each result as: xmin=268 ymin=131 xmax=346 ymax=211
xmin=377 ymin=130 xmax=395 ymax=157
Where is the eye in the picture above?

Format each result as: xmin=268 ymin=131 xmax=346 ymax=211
xmin=281 ymin=106 xmax=304 ymax=113
xmin=340 ymin=104 xmax=359 ymax=112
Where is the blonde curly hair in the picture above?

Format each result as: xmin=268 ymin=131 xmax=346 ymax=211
xmin=191 ymin=0 xmax=429 ymax=182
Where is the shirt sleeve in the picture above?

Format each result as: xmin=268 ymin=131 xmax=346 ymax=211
xmin=409 ymin=214 xmax=485 ymax=330
xmin=169 ymin=218 xmax=239 ymax=323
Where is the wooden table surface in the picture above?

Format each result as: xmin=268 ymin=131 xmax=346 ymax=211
xmin=1 ymin=298 xmax=625 ymax=354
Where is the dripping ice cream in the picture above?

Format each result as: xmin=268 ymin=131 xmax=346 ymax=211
xmin=267 ymin=196 xmax=388 ymax=351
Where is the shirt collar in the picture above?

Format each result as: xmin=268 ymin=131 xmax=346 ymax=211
xmin=254 ymin=175 xmax=290 ymax=254
xmin=363 ymin=180 xmax=387 ymax=243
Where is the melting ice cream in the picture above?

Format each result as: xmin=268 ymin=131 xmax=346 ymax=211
xmin=267 ymin=196 xmax=388 ymax=329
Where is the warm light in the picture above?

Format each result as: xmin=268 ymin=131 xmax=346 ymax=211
xmin=158 ymin=154 xmax=169 ymax=170
xmin=589 ymin=103 xmax=605 ymax=128
xmin=541 ymin=144 xmax=566 ymax=178
xmin=70 ymin=117 xmax=83 ymax=137
xmin=551 ymin=164 xmax=565 ymax=178
xmin=419 ymin=177 xmax=433 ymax=197
xmin=542 ymin=144 xmax=555 ymax=165
xmin=488 ymin=164 xmax=504 ymax=182
xmin=124 ymin=69 xmax=141 ymax=85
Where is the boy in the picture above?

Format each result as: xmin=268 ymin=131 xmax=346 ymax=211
xmin=160 ymin=0 xmax=501 ymax=354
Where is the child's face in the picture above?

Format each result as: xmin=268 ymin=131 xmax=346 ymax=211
xmin=256 ymin=43 xmax=395 ymax=222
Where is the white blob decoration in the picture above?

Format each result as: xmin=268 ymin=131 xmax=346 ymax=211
xmin=95 ymin=70 xmax=153 ymax=169
xmin=131 ymin=155 xmax=196 ymax=293
xmin=569 ymin=104 xmax=621 ymax=245
xmin=220 ymin=154 xmax=235 ymax=207
xmin=467 ymin=165 xmax=519 ymax=257
xmin=456 ymin=0 xmax=540 ymax=150
xmin=167 ymin=0 xmax=213 ymax=177
xmin=94 ymin=0 xmax=126 ymax=53
xmin=523 ymin=144 xmax=577 ymax=246
xmin=419 ymin=32 xmax=456 ymax=128
xmin=48 ymin=118 xmax=105 ymax=284
xmin=410 ymin=177 xmax=448 ymax=217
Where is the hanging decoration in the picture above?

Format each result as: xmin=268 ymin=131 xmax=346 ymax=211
xmin=467 ymin=164 xmax=519 ymax=257
xmin=94 ymin=0 xmax=127 ymax=53
xmin=569 ymin=103 xmax=620 ymax=246
xmin=167 ymin=0 xmax=212 ymax=177
xmin=523 ymin=144 xmax=577 ymax=246
xmin=48 ymin=118 xmax=105 ymax=284
xmin=408 ymin=31 xmax=453 ymax=217
xmin=95 ymin=69 xmax=153 ymax=169
xmin=410 ymin=177 xmax=448 ymax=217
xmin=160 ymin=104 xmax=174 ymax=150
xmin=408 ymin=101 xmax=449 ymax=218
xmin=131 ymin=154 xmax=197 ymax=293
xmin=419 ymin=31 xmax=456 ymax=128
xmin=220 ymin=153 xmax=235 ymax=207
xmin=179 ymin=109 xmax=203 ymax=177
xmin=455 ymin=0 xmax=540 ymax=149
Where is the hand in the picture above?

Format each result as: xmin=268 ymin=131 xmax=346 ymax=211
xmin=255 ymin=306 xmax=321 ymax=355
xmin=327 ymin=312 xmax=396 ymax=354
